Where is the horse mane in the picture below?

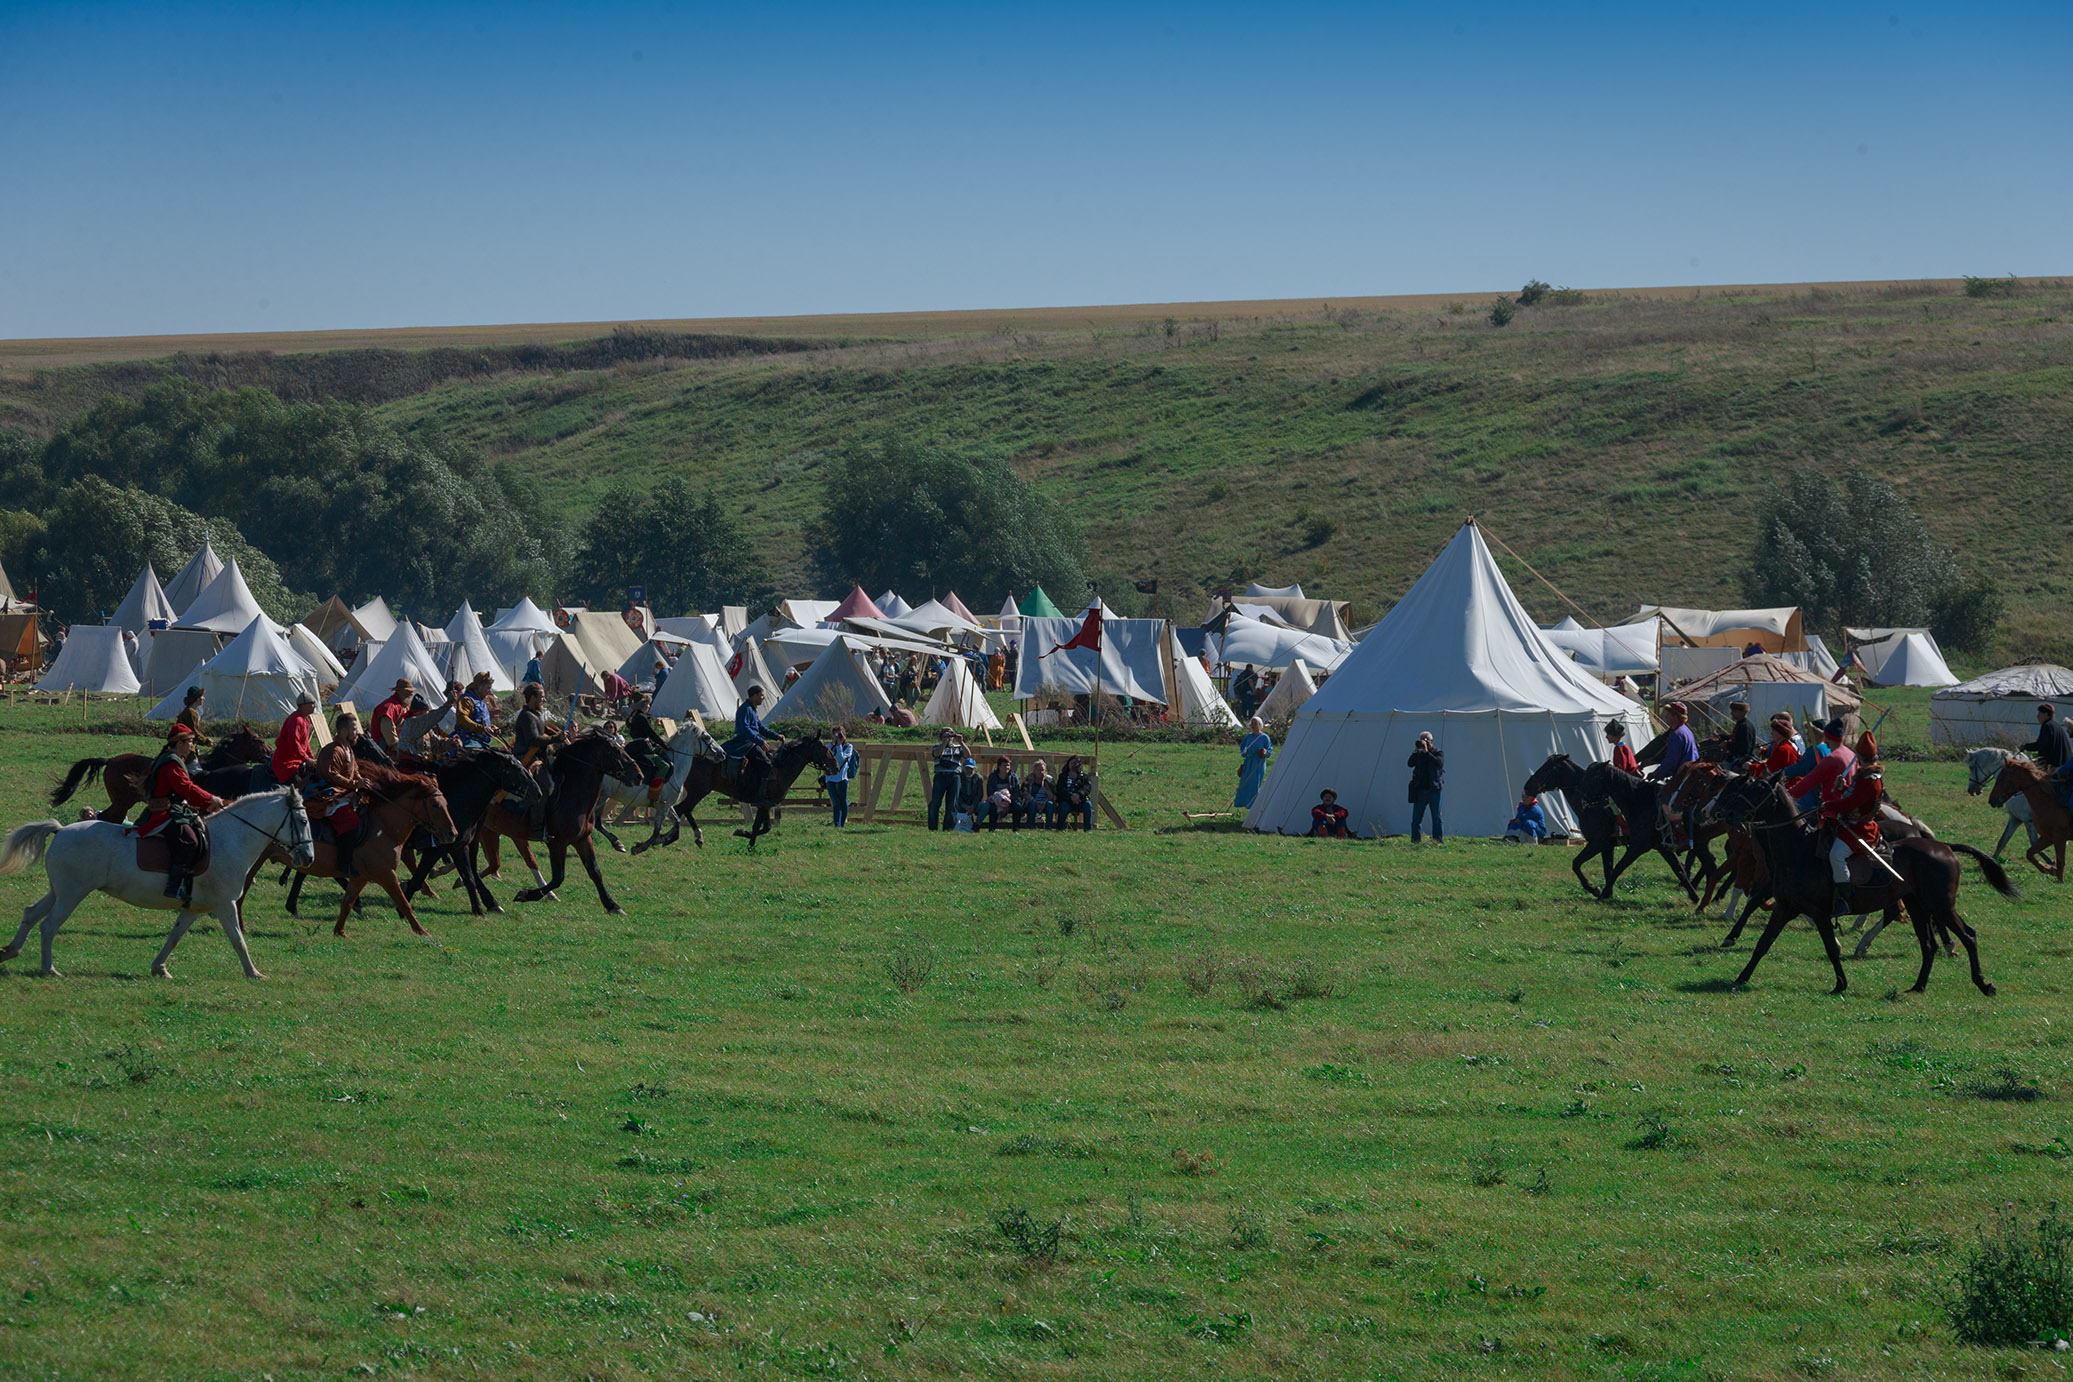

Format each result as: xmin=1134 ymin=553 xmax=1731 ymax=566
xmin=359 ymin=762 xmax=439 ymax=795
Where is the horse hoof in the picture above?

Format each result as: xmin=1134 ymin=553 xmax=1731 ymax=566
xmin=629 ymin=842 xmax=648 ymax=856
xmin=1979 ymin=983 xmax=1998 ymax=997
xmin=245 ymin=971 xmax=266 ymax=980
xmin=410 ymin=925 xmax=430 ymax=937
xmin=487 ymin=904 xmax=504 ymax=915
xmin=152 ymin=965 xmax=170 ymax=978
xmin=1829 ymin=985 xmax=1848 ymax=997
xmin=0 ymin=946 xmax=18 ymax=963
xmin=514 ymin=890 xmax=537 ymax=903
xmin=40 ymin=968 xmax=61 ymax=979
xmin=333 ymin=926 xmax=348 ymax=938
xmin=607 ymin=906 xmax=626 ymax=916
xmin=609 ymin=842 xmax=626 ymax=855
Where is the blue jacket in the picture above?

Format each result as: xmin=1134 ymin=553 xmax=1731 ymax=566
xmin=726 ymin=701 xmax=780 ymax=754
xmin=1652 ymin=724 xmax=1698 ymax=780
xmin=1508 ymin=801 xmax=1548 ymax=838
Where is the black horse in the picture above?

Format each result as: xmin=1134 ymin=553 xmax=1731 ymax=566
xmin=384 ymin=749 xmax=544 ymax=916
xmin=482 ymin=735 xmax=643 ymax=914
xmin=1520 ymin=754 xmax=1699 ymax=902
xmin=675 ymin=734 xmax=837 ymax=847
xmin=1708 ymin=774 xmax=2011 ymax=995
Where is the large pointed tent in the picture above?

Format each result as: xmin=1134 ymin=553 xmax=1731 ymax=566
xmin=731 ymin=638 xmax=785 ymax=702
xmin=178 ymin=556 xmax=275 ymax=634
xmin=35 ymin=625 xmax=142 ymax=694
xmin=1868 ymin=632 xmax=1959 ymax=688
xmin=150 ymin=616 xmax=320 ymax=722
xmin=650 ymin=640 xmax=739 ymax=723
xmin=441 ymin=601 xmax=514 ymax=692
xmin=875 ymin=590 xmax=913 ymax=619
xmin=160 ymin=542 xmax=224 ymax=616
xmin=1253 ymin=659 xmax=1319 ymax=724
xmin=1170 ymin=643 xmax=1243 ymax=729
xmin=488 ymin=597 xmax=558 ymax=635
xmin=1019 ymin=587 xmax=1064 ymax=618
xmin=919 ymin=655 xmax=1001 ymax=729
xmin=286 ymin=624 xmax=348 ymax=685
xmin=109 ymin=564 xmax=177 ymax=635
xmin=941 ymin=591 xmax=980 ymax=624
xmin=770 ymin=638 xmax=895 ymax=722
xmin=333 ymin=622 xmax=447 ymax=708
xmin=1246 ymin=522 xmax=1650 ymax=839
xmin=829 ymin=586 xmax=886 ymax=623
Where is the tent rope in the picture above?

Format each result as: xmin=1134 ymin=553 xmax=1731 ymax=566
xmin=1476 ymin=523 xmax=1659 ymax=674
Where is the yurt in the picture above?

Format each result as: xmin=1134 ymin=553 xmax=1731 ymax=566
xmin=770 ymin=638 xmax=894 ymax=722
xmin=650 ymin=640 xmax=739 ymax=724
xmin=919 ymin=654 xmax=1001 ymax=729
xmin=149 ymin=616 xmax=320 ymax=722
xmin=1931 ymin=665 xmax=2073 ymax=747
xmin=1673 ymin=655 xmax=1862 ymax=736
xmin=1253 ymin=658 xmax=1319 ymax=724
xmin=35 ymin=625 xmax=142 ymax=695
xmin=1246 ymin=521 xmax=1650 ymax=838
xmin=1866 ymin=632 xmax=1959 ymax=688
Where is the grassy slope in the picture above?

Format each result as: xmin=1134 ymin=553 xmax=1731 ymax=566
xmin=360 ymin=284 xmax=2073 ymax=659
xmin=0 ymin=697 xmax=2065 ymax=1379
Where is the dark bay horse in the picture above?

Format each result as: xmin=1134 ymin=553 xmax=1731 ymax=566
xmin=1520 ymin=754 xmax=1698 ymax=902
xmin=51 ymin=727 xmax=272 ymax=822
xmin=1708 ymin=774 xmax=2011 ymax=996
xmin=674 ymin=734 xmax=837 ymax=847
xmin=284 ymin=764 xmax=458 ymax=938
xmin=477 ymin=735 xmax=642 ymax=914
xmin=398 ymin=749 xmax=544 ymax=916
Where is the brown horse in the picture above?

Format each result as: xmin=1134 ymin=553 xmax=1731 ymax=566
xmin=50 ymin=727 xmax=273 ymax=822
xmin=673 ymin=734 xmax=837 ymax=848
xmin=1988 ymin=757 xmax=2070 ymax=882
xmin=475 ymin=735 xmax=642 ymax=914
xmin=286 ymin=764 xmax=457 ymax=937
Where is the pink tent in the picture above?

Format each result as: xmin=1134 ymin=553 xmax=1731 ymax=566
xmin=829 ymin=585 xmax=887 ymax=622
xmin=941 ymin=591 xmax=979 ymax=623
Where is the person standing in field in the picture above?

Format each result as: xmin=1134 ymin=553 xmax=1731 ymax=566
xmin=1234 ymin=716 xmax=1272 ymax=809
xmin=1407 ymin=732 xmax=1444 ymax=843
xmin=824 ymin=725 xmax=858 ymax=827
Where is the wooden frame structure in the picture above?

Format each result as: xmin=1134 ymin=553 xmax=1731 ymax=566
xmin=852 ymin=743 xmax=1124 ymax=829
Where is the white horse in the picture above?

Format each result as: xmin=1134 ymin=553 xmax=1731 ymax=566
xmin=0 ymin=788 xmax=313 ymax=979
xmin=595 ymin=724 xmax=725 ymax=855
xmin=1967 ymin=746 xmax=2038 ymax=858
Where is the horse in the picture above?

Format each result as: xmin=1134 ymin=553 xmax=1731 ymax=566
xmin=0 ymin=787 xmax=313 ymax=979
xmin=594 ymin=724 xmax=726 ymax=855
xmin=1968 ymin=746 xmax=2039 ymax=860
xmin=1707 ymin=774 xmax=2010 ymax=996
xmin=1519 ymin=754 xmax=1698 ymax=902
xmin=1986 ymin=756 xmax=2069 ymax=882
xmin=283 ymin=764 xmax=458 ymax=938
xmin=673 ymin=734 xmax=837 ymax=848
xmin=49 ymin=727 xmax=272 ymax=823
xmin=475 ymin=735 xmax=642 ymax=914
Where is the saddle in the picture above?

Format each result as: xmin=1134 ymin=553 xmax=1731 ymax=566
xmin=136 ymin=826 xmax=211 ymax=878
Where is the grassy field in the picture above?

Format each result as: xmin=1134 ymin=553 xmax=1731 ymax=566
xmin=0 ymin=694 xmax=2066 ymax=1380
xmin=3 ymin=279 xmax=2069 ymax=662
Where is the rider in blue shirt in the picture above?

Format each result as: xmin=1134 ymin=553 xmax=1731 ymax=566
xmin=726 ymin=686 xmax=783 ymax=798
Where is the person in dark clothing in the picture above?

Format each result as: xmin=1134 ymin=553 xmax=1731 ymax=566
xmin=1308 ymin=788 xmax=1351 ymax=838
xmin=1055 ymin=756 xmax=1094 ymax=832
xmin=622 ymin=692 xmax=672 ymax=790
xmin=1407 ymin=733 xmax=1444 ymax=842
xmin=1708 ymin=700 xmax=1757 ymax=762
xmin=1232 ymin=666 xmax=1260 ymax=720
xmin=2024 ymin=703 xmax=2073 ymax=804
xmin=927 ymin=729 xmax=968 ymax=831
xmin=952 ymin=758 xmax=985 ymax=830
xmin=726 ymin=686 xmax=783 ymax=801
xmin=982 ymin=756 xmax=1023 ymax=831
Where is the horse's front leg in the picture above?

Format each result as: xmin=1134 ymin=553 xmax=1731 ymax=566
xmin=212 ymin=897 xmax=265 ymax=979
xmin=515 ymin=840 xmax=569 ymax=904
xmin=574 ymin=834 xmax=623 ymax=915
xmin=333 ymin=877 xmax=368 ymax=937
xmin=1994 ymin=813 xmax=2022 ymax=859
xmin=373 ymin=869 xmax=428 ymax=936
xmin=151 ymin=905 xmax=203 ymax=979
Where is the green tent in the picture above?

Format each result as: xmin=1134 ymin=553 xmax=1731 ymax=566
xmin=1019 ymin=586 xmax=1064 ymax=618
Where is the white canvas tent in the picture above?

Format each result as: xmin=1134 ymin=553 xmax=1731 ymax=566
xmin=35 ymin=625 xmax=142 ymax=694
xmin=177 ymin=556 xmax=276 ymax=635
xmin=1013 ymin=614 xmax=1172 ymax=703
xmin=1253 ymin=658 xmax=1319 ymax=724
xmin=770 ymin=637 xmax=894 ymax=722
xmin=561 ymin=611 xmax=645 ymax=687
xmin=160 ymin=542 xmax=224 ymax=616
xmin=730 ymin=638 xmax=785 ymax=702
xmin=352 ymin=598 xmax=399 ymax=644
xmin=1217 ymin=614 xmax=1351 ymax=672
xmin=876 ymin=591 xmax=914 ymax=618
xmin=285 ymin=624 xmax=347 ymax=685
xmin=141 ymin=628 xmax=224 ymax=699
xmin=1785 ymin=633 xmax=1841 ymax=679
xmin=1852 ymin=627 xmax=1941 ymax=682
xmin=1540 ymin=620 xmax=1660 ymax=678
xmin=150 ymin=616 xmax=320 ymax=722
xmin=1247 ymin=522 xmax=1651 ymax=838
xmin=1246 ymin=582 xmax=1307 ymax=599
xmin=109 ymin=564 xmax=177 ymax=636
xmin=1170 ymin=644 xmax=1242 ymax=729
xmin=488 ymin=597 xmax=558 ymax=635
xmin=333 ymin=623 xmax=447 ymax=709
xmin=1931 ymin=664 xmax=2073 ymax=747
xmin=779 ymin=598 xmax=842 ymax=629
xmin=1549 ymin=615 xmax=1583 ymax=631
xmin=919 ymin=655 xmax=1001 ymax=729
xmin=650 ymin=640 xmax=739 ymax=723
xmin=1636 ymin=604 xmax=1806 ymax=653
xmin=1868 ymin=632 xmax=1959 ymax=688
xmin=441 ymin=601 xmax=514 ymax=692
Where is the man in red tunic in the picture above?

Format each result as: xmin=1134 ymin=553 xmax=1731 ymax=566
xmin=1817 ymin=727 xmax=1877 ymax=913
xmin=272 ymin=691 xmax=318 ymax=784
xmin=135 ymin=724 xmax=225 ymax=900
xmin=370 ymin=678 xmax=415 ymax=754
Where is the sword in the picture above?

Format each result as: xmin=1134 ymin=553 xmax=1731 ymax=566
xmin=1837 ymin=821 xmax=1905 ymax=883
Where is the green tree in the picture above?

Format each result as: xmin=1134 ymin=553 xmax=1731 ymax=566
xmin=568 ymin=477 xmax=766 ymax=615
xmin=20 ymin=477 xmax=302 ymax=624
xmin=1744 ymin=470 xmax=1998 ymax=652
xmin=807 ymin=438 xmax=1087 ymax=607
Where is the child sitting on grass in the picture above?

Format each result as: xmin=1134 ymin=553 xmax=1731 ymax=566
xmin=1505 ymin=793 xmax=1548 ymax=843
xmin=1308 ymin=789 xmax=1351 ymax=838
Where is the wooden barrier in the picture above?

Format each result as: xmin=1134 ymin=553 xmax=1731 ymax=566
xmin=853 ymin=743 xmax=1123 ymax=829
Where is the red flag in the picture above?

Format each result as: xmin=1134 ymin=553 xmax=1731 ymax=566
xmin=727 ymin=650 xmax=744 ymax=676
xmin=1041 ymin=607 xmax=1102 ymax=657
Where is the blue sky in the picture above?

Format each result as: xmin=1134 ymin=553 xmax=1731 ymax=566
xmin=3 ymin=2 xmax=2067 ymax=337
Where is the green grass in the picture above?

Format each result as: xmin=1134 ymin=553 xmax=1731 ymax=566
xmin=0 ymin=700 xmax=2066 ymax=1378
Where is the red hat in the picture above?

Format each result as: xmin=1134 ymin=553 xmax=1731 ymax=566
xmin=1855 ymin=731 xmax=1878 ymax=760
xmin=167 ymin=723 xmax=195 ymax=742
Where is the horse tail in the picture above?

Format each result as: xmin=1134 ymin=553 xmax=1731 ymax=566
xmin=1947 ymin=842 xmax=2020 ymax=899
xmin=49 ymin=759 xmax=109 ymax=808
xmin=0 ymin=821 xmax=62 ymax=877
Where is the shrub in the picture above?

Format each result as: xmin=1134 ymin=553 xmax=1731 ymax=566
xmin=1287 ymin=959 xmax=1337 ymax=1000
xmin=1228 ymin=1206 xmax=1267 ymax=1250
xmin=1630 ymin=1113 xmax=1677 ymax=1150
xmin=992 ymin=1207 xmax=1063 ymax=1262
xmin=1468 ymin=1139 xmax=1508 ymax=1187
xmin=1489 ymin=297 xmax=1517 ymax=328
xmin=1171 ymin=1148 xmax=1222 ymax=1177
xmin=884 ymin=941 xmax=936 ymax=994
xmin=1944 ymin=1203 xmax=2073 ymax=1345
xmin=1963 ymin=275 xmax=2019 ymax=299
xmin=1299 ymin=513 xmax=1338 ymax=549
xmin=1204 ymin=481 xmax=1232 ymax=503
xmin=1179 ymin=948 xmax=1227 ymax=996
xmin=1517 ymin=280 xmax=1550 ymax=306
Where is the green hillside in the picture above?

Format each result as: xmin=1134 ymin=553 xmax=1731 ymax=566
xmin=8 ymin=283 xmax=2070 ymax=658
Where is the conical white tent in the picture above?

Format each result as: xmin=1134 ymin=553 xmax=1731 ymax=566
xmin=160 ymin=542 xmax=224 ymax=615
xmin=485 ymin=628 xmax=548 ymax=683
xmin=1171 ymin=644 xmax=1242 ymax=728
xmin=1548 ymin=615 xmax=1584 ymax=631
xmin=771 ymin=637 xmax=895 ymax=722
xmin=651 ymin=640 xmax=739 ymax=723
xmin=333 ymin=622 xmax=447 ymax=708
xmin=731 ymin=638 xmax=784 ymax=702
xmin=996 ymin=593 xmax=1020 ymax=621
xmin=876 ymin=590 xmax=914 ymax=618
xmin=1870 ymin=632 xmax=1959 ymax=688
xmin=35 ymin=625 xmax=142 ymax=694
xmin=1253 ymin=658 xmax=1318 ymax=723
xmin=1246 ymin=522 xmax=1650 ymax=838
xmin=919 ymin=655 xmax=1001 ymax=729
xmin=441 ymin=601 xmax=514 ymax=691
xmin=488 ymin=597 xmax=558 ymax=634
xmin=353 ymin=598 xmax=398 ymax=644
xmin=286 ymin=623 xmax=348 ymax=684
xmin=109 ymin=564 xmax=177 ymax=635
xmin=149 ymin=615 xmax=319 ymax=722
xmin=178 ymin=556 xmax=276 ymax=634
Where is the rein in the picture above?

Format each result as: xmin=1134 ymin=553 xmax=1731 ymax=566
xmin=207 ymin=793 xmax=310 ymax=855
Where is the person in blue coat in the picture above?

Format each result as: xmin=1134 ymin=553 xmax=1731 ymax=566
xmin=726 ymin=685 xmax=783 ymax=798
xmin=824 ymin=725 xmax=859 ymax=827
xmin=1234 ymin=716 xmax=1273 ymax=809
xmin=1506 ymin=794 xmax=1548 ymax=843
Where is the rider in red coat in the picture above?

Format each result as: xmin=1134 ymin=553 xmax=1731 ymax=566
xmin=272 ymin=692 xmax=318 ymax=784
xmin=135 ymin=724 xmax=225 ymax=899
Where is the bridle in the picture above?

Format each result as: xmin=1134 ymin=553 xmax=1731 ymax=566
xmin=208 ymin=788 xmax=315 ymax=856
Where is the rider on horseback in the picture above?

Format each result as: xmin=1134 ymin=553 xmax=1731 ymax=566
xmin=1650 ymin=701 xmax=1699 ymax=845
xmin=622 ymin=692 xmax=672 ymax=795
xmin=2023 ymin=703 xmax=2073 ymax=807
xmin=272 ymin=691 xmax=319 ymax=785
xmin=1821 ymin=731 xmax=1885 ymax=914
xmin=309 ymin=712 xmax=369 ymax=877
xmin=726 ymin=685 xmax=783 ymax=802
xmin=136 ymin=724 xmax=226 ymax=900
